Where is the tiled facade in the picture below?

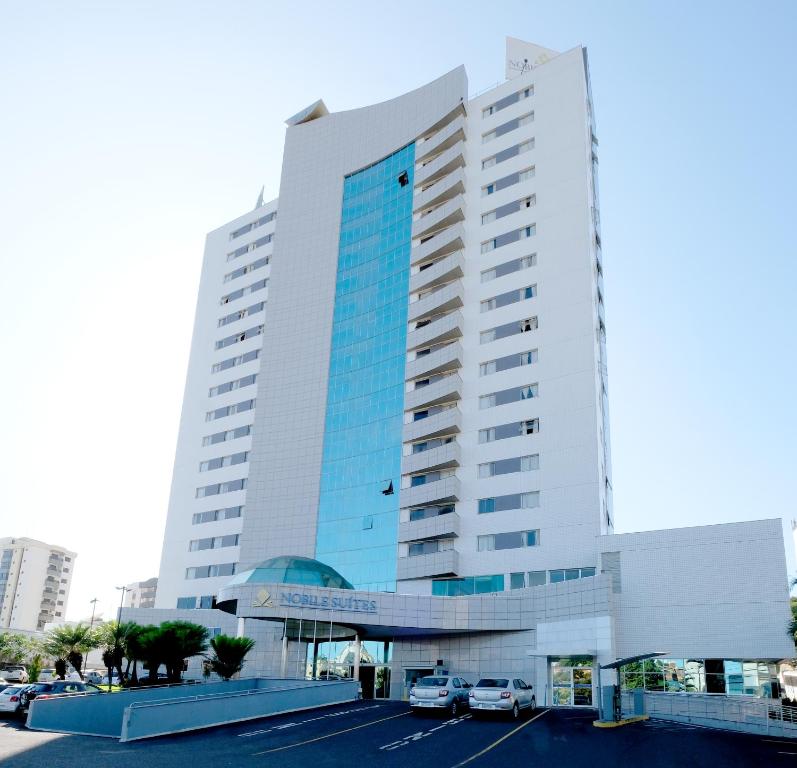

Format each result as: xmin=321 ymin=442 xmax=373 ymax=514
xmin=145 ymin=37 xmax=794 ymax=704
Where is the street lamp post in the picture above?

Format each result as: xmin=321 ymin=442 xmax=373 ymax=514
xmin=82 ymin=598 xmax=99 ymax=677
xmin=115 ymin=585 xmax=129 ymax=624
xmin=112 ymin=586 xmax=129 ymax=692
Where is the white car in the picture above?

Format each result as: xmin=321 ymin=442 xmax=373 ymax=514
xmin=38 ymin=669 xmax=58 ymax=682
xmin=0 ymin=685 xmax=29 ymax=716
xmin=469 ymin=676 xmax=536 ymax=719
xmin=0 ymin=665 xmax=29 ymax=683
xmin=84 ymin=670 xmax=104 ymax=685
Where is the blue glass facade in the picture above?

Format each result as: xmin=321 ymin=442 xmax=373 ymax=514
xmin=315 ymin=144 xmax=415 ymax=592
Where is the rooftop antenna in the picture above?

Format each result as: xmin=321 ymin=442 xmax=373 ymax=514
xmin=255 ymin=185 xmax=264 ymax=209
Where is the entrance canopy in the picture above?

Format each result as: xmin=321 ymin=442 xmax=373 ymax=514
xmin=600 ymin=652 xmax=668 ymax=670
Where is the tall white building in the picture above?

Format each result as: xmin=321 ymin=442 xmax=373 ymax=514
xmin=0 ymin=537 xmax=76 ymax=631
xmin=158 ymin=38 xmax=610 ymax=607
xmin=145 ymin=38 xmax=792 ymax=702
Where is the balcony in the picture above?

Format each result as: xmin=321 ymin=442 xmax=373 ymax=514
xmin=403 ymin=407 xmax=461 ymax=443
xmin=404 ymin=373 xmax=462 ymax=412
xmin=398 ymin=510 xmax=460 ymax=543
xmin=411 ymin=222 xmax=464 ymax=266
xmin=412 ymin=194 xmax=465 ymax=241
xmin=410 ymin=250 xmax=464 ymax=294
xmin=416 ymin=115 xmax=466 ymax=164
xmin=397 ymin=548 xmax=459 ymax=580
xmin=413 ymin=167 xmax=465 ymax=214
xmin=408 ymin=281 xmax=463 ymax=324
xmin=402 ymin=440 xmax=460 ymax=475
xmin=407 ymin=310 xmax=463 ymax=351
xmin=415 ymin=141 xmax=465 ymax=188
xmin=405 ymin=340 xmax=462 ymax=381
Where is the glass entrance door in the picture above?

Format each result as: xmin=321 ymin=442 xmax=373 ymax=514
xmin=551 ymin=661 xmax=593 ymax=706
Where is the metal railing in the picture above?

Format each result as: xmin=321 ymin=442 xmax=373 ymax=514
xmin=622 ymin=690 xmax=797 ymax=738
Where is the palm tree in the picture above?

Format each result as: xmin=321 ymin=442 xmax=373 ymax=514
xmin=208 ymin=635 xmax=255 ymax=680
xmin=158 ymin=621 xmax=209 ymax=683
xmin=96 ymin=621 xmax=143 ymax=685
xmin=43 ymin=624 xmax=97 ymax=680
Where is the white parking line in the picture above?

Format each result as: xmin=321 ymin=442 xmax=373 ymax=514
xmin=237 ymin=704 xmax=383 ymax=737
xmin=379 ymin=714 xmax=471 ymax=751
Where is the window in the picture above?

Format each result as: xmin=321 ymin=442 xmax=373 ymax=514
xmin=229 ymin=211 xmax=276 ymax=241
xmin=549 ymin=566 xmax=596 ymax=583
xmin=482 ymin=139 xmax=534 ymax=170
xmin=528 ymin=570 xmax=546 ymax=587
xmin=408 ymin=540 xmax=450 ymax=556
xmin=478 ymin=530 xmax=540 ymax=551
xmin=479 ymin=349 xmax=537 ymax=376
xmin=198 ymin=451 xmax=248 ymax=472
xmin=408 ymin=504 xmax=454 ymax=522
xmin=482 ymin=167 xmax=535 ymax=198
xmin=195 ymin=478 xmax=247 ymax=498
xmin=480 ymin=316 xmax=537 ymax=344
xmin=481 ymin=224 xmax=536 ymax=254
xmin=188 ymin=534 xmax=240 ymax=552
xmin=510 ymin=572 xmax=526 ymax=589
xmin=482 ymin=112 xmax=534 ymax=143
xmin=218 ymin=301 xmax=265 ymax=327
xmin=185 ymin=563 xmax=236 ymax=579
xmin=481 ymin=253 xmax=536 ymax=282
xmin=478 ymin=491 xmax=540 ymax=514
xmin=479 ymin=383 xmax=538 ymax=409
xmin=223 ymin=256 xmax=269 ymax=283
xmin=432 ymin=574 xmax=504 ymax=596
xmin=478 ymin=454 xmax=539 ymax=478
xmin=191 ymin=506 xmax=244 ymax=525
xmin=410 ymin=436 xmax=453 ymax=454
xmin=205 ymin=398 xmax=255 ymax=421
xmin=215 ymin=325 xmax=264 ymax=350
xmin=481 ymin=285 xmax=536 ymax=312
xmin=220 ymin=277 xmax=268 ymax=306
xmin=208 ymin=374 xmax=257 ymax=398
xmin=176 ymin=597 xmax=196 ymax=609
xmin=202 ymin=425 xmax=251 ymax=447
xmin=482 ymin=85 xmax=533 ymax=118
xmin=482 ymin=196 xmax=536 ymax=225
xmin=211 ymin=349 xmax=260 ymax=374
xmin=225 ymin=232 xmax=273 ymax=261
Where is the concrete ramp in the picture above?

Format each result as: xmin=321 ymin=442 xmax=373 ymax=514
xmin=26 ymin=678 xmax=359 ymax=742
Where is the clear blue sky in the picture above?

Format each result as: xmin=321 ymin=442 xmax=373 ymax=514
xmin=0 ymin=1 xmax=794 ymax=622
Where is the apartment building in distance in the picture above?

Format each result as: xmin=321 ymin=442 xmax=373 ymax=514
xmin=123 ymin=577 xmax=158 ymax=609
xmin=135 ymin=38 xmax=793 ymax=704
xmin=0 ymin=537 xmax=76 ymax=632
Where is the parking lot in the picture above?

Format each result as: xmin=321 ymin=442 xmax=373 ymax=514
xmin=2 ymin=701 xmax=797 ymax=767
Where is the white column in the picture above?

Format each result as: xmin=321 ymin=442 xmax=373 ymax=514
xmin=353 ymin=635 xmax=362 ymax=682
xmin=280 ymin=622 xmax=288 ymax=678
xmin=237 ymin=617 xmax=245 ymax=638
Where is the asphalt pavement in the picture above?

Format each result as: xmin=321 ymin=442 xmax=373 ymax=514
xmin=2 ymin=700 xmax=796 ymax=767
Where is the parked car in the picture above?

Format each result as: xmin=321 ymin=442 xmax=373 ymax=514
xmin=21 ymin=681 xmax=103 ymax=713
xmin=100 ymin=673 xmax=120 ymax=686
xmin=409 ymin=674 xmax=472 ymax=716
xmin=0 ymin=677 xmax=11 ymax=694
xmin=0 ymin=665 xmax=29 ymax=683
xmin=84 ymin=670 xmax=104 ymax=685
xmin=37 ymin=669 xmax=58 ymax=682
xmin=0 ymin=685 xmax=31 ymax=717
xmin=469 ymin=676 xmax=536 ymax=719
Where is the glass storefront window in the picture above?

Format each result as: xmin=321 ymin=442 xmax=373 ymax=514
xmin=620 ymin=658 xmax=775 ymax=698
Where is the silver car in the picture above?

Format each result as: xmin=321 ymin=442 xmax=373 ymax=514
xmin=409 ymin=674 xmax=472 ymax=716
xmin=469 ymin=676 xmax=536 ymax=719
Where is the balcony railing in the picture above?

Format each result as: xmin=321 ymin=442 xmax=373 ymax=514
xmin=404 ymin=373 xmax=462 ymax=412
xmin=397 ymin=548 xmax=459 ymax=580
